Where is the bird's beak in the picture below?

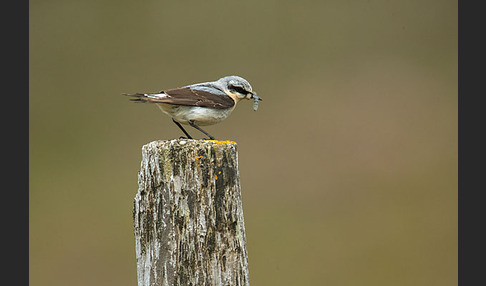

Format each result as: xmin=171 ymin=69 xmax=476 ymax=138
xmin=250 ymin=92 xmax=262 ymax=101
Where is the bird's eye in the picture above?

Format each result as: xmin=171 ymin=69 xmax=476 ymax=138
xmin=231 ymin=85 xmax=248 ymax=95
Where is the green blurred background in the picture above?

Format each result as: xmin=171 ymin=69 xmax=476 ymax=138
xmin=30 ymin=0 xmax=457 ymax=285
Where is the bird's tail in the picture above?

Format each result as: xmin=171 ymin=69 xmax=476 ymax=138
xmin=123 ymin=92 xmax=164 ymax=103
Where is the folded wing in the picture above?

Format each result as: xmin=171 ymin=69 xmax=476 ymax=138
xmin=124 ymin=87 xmax=235 ymax=109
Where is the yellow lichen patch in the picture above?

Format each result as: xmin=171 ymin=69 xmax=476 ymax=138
xmin=215 ymin=174 xmax=218 ymax=180
xmin=208 ymin=140 xmax=236 ymax=145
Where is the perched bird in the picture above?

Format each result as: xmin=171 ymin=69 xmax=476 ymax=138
xmin=124 ymin=75 xmax=262 ymax=140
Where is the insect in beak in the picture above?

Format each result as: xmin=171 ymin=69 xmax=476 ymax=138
xmin=250 ymin=92 xmax=262 ymax=111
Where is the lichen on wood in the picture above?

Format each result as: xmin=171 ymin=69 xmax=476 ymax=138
xmin=133 ymin=139 xmax=250 ymax=286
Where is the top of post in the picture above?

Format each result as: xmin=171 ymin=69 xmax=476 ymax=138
xmin=141 ymin=139 xmax=238 ymax=153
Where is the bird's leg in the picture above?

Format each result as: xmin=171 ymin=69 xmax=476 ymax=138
xmin=172 ymin=119 xmax=193 ymax=139
xmin=188 ymin=121 xmax=216 ymax=140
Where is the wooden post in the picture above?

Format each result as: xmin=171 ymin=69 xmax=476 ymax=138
xmin=133 ymin=139 xmax=250 ymax=286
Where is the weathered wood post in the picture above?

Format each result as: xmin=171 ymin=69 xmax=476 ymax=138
xmin=133 ymin=139 xmax=250 ymax=286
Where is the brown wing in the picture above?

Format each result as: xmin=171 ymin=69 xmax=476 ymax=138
xmin=159 ymin=87 xmax=235 ymax=109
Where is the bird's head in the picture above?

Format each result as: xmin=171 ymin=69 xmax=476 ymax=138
xmin=218 ymin=76 xmax=262 ymax=104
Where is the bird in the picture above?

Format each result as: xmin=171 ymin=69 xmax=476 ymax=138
xmin=124 ymin=75 xmax=262 ymax=140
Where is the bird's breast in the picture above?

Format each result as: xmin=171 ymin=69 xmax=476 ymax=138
xmin=156 ymin=104 xmax=235 ymax=126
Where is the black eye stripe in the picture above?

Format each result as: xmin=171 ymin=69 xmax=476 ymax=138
xmin=231 ymin=86 xmax=248 ymax=94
